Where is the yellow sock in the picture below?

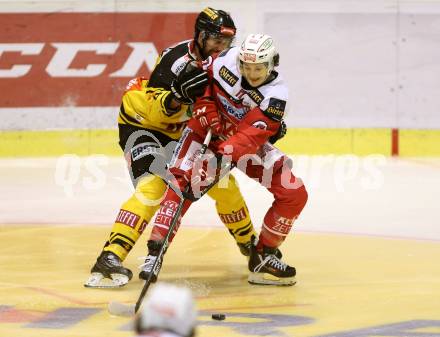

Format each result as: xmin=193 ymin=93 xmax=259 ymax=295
xmin=207 ymin=174 xmax=257 ymax=244
xmin=103 ymin=175 xmax=167 ymax=260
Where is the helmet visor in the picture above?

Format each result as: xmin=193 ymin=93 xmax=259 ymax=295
xmin=205 ymin=32 xmax=235 ymax=49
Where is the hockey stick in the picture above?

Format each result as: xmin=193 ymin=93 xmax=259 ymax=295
xmin=108 ymin=129 xmax=213 ymax=316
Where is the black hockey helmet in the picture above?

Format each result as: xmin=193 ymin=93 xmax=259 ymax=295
xmin=195 ymin=7 xmax=236 ymax=40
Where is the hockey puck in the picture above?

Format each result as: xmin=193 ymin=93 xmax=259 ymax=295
xmin=211 ymin=313 xmax=226 ymax=320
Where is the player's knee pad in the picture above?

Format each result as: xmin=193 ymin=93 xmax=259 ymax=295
xmin=280 ymin=181 xmax=308 ymax=215
xmin=207 ymin=173 xmax=243 ymax=204
xmin=134 ymin=174 xmax=167 ymax=207
xmin=121 ymin=175 xmax=167 ymax=232
xmin=272 ymin=176 xmax=308 ymax=218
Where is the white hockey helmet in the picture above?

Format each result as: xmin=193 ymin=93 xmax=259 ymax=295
xmin=238 ymin=34 xmax=279 ymax=76
xmin=135 ymin=283 xmax=197 ymax=337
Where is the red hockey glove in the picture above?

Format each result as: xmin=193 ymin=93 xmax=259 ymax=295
xmin=190 ymin=98 xmax=223 ymax=136
xmin=167 ymin=166 xmax=192 ymax=191
xmin=167 ymin=158 xmax=217 ymax=200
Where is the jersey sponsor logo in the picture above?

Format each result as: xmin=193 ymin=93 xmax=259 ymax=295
xmin=0 ymin=12 xmax=196 ymax=107
xmin=154 ymin=200 xmax=179 ymax=229
xmin=131 ymin=142 xmax=161 ymax=161
xmin=243 ymin=52 xmax=256 ymax=62
xmin=263 ymin=215 xmax=295 ymax=237
xmin=217 ymin=94 xmax=247 ymax=120
xmin=219 ymin=65 xmax=238 ymax=87
xmin=138 ymin=220 xmax=148 ymax=234
xmin=265 ymin=97 xmax=286 ymax=121
xmin=171 ymin=54 xmax=191 ymax=76
xmin=270 ymin=215 xmax=296 ymax=236
xmin=115 ymin=209 xmax=140 ymax=228
xmin=219 ymin=207 xmax=247 ymax=224
xmin=247 ymin=89 xmax=264 ymax=105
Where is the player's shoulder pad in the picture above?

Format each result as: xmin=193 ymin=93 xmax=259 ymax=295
xmin=215 ymin=48 xmax=239 ymax=87
xmin=161 ymin=39 xmax=191 ymax=58
xmin=218 ymin=65 xmax=239 ymax=87
xmin=264 ymin=97 xmax=286 ymax=122
xmin=159 ymin=41 xmax=193 ymax=76
xmin=218 ymin=47 xmax=233 ymax=58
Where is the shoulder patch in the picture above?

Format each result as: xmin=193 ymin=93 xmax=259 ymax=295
xmin=247 ymin=89 xmax=264 ymax=105
xmin=264 ymin=97 xmax=286 ymax=121
xmin=219 ymin=66 xmax=238 ymax=87
xmin=171 ymin=54 xmax=191 ymax=76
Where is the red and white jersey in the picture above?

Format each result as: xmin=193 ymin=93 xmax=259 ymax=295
xmin=207 ymin=46 xmax=288 ymax=138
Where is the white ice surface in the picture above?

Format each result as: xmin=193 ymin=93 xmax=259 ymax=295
xmin=0 ymin=155 xmax=439 ymax=241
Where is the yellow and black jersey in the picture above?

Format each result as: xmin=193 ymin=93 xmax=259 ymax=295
xmin=118 ymin=77 xmax=191 ymax=139
xmin=118 ymin=40 xmax=199 ymax=140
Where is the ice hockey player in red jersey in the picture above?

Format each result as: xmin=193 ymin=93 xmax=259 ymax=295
xmin=140 ymin=34 xmax=308 ymax=286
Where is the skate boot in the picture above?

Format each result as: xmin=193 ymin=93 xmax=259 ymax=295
xmin=248 ymin=243 xmax=296 ymax=286
xmin=139 ymin=240 xmax=163 ymax=283
xmin=84 ymin=251 xmax=133 ymax=288
xmin=237 ymin=236 xmax=283 ymax=259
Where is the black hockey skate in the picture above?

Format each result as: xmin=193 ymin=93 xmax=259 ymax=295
xmin=139 ymin=240 xmax=163 ymax=283
xmin=84 ymin=251 xmax=133 ymax=288
xmin=248 ymin=243 xmax=296 ymax=286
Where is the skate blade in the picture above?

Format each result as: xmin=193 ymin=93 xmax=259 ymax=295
xmin=84 ymin=272 xmax=129 ymax=288
xmin=248 ymin=272 xmax=296 ymax=286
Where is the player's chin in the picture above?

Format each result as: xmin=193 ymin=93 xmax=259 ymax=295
xmin=248 ymin=79 xmax=264 ymax=87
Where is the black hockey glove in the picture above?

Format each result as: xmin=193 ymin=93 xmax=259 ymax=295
xmin=269 ymin=120 xmax=287 ymax=144
xmin=170 ymin=61 xmax=209 ymax=105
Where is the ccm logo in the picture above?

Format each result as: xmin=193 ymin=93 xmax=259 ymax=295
xmin=0 ymin=42 xmax=159 ymax=78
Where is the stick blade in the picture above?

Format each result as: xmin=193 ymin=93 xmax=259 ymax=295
xmin=108 ymin=301 xmax=135 ymax=316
